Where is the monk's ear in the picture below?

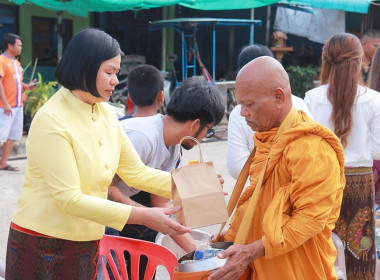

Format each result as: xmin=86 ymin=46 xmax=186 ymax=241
xmin=274 ymin=88 xmax=285 ymax=106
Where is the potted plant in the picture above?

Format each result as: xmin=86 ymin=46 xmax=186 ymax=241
xmin=287 ymin=65 xmax=320 ymax=99
xmin=23 ymin=72 xmax=57 ymax=133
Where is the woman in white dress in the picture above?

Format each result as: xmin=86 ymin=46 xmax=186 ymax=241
xmin=305 ymin=32 xmax=380 ymax=280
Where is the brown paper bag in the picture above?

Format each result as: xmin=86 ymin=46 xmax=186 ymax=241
xmin=171 ymin=136 xmax=228 ymax=228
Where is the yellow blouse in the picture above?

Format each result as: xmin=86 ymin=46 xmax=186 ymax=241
xmin=12 ymin=87 xmax=171 ymax=241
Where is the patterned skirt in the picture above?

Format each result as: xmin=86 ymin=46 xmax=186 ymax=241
xmin=6 ymin=227 xmax=99 ymax=280
xmin=334 ymin=167 xmax=376 ymax=280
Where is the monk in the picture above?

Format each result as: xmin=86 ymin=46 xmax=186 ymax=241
xmin=209 ymin=56 xmax=346 ymax=280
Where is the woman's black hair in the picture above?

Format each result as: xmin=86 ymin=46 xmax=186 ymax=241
xmin=55 ymin=28 xmax=123 ymax=97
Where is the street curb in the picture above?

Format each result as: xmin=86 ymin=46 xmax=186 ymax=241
xmin=9 ymin=155 xmax=27 ymax=161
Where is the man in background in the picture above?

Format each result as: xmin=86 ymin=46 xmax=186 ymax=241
xmin=0 ymin=33 xmax=36 ymax=171
xmin=361 ymin=29 xmax=380 ymax=83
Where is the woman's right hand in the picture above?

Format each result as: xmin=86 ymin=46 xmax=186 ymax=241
xmin=127 ymin=205 xmax=191 ymax=235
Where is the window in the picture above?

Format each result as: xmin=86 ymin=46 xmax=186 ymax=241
xmin=367 ymin=3 xmax=380 ymax=30
xmin=0 ymin=4 xmax=19 ymax=53
xmin=32 ymin=16 xmax=72 ymax=66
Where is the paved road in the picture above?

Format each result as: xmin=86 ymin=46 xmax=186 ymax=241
xmin=0 ymin=139 xmax=236 ymax=279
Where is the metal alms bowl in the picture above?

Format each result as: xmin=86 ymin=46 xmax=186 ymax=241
xmin=176 ymin=241 xmax=233 ymax=273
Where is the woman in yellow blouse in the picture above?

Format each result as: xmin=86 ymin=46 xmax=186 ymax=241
xmin=5 ymin=28 xmax=190 ymax=280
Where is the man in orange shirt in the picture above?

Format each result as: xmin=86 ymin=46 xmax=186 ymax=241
xmin=209 ymin=56 xmax=345 ymax=280
xmin=0 ymin=33 xmax=35 ymax=171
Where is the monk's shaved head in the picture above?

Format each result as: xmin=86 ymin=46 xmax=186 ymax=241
xmin=236 ymin=56 xmax=291 ymax=100
xmin=235 ymin=56 xmax=293 ymax=132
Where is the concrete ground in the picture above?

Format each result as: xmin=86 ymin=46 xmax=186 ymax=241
xmin=0 ymin=136 xmax=236 ymax=279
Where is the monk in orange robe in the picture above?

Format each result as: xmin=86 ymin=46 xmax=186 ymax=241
xmin=209 ymin=56 xmax=345 ymax=280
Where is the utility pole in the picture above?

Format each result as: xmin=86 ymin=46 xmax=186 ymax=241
xmin=56 ymin=10 xmax=63 ymax=63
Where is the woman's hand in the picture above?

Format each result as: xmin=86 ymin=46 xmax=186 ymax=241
xmin=217 ymin=173 xmax=228 ymax=195
xmin=128 ymin=205 xmax=191 ymax=235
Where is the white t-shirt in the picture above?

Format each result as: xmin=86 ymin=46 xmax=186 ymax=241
xmin=305 ymin=84 xmax=380 ymax=167
xmin=118 ymin=114 xmax=179 ymax=196
xmin=226 ymin=95 xmax=312 ymax=179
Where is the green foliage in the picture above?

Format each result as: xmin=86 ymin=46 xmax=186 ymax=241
xmin=24 ymin=72 xmax=57 ymax=118
xmin=22 ymin=58 xmax=38 ymax=83
xmin=287 ymin=65 xmax=320 ymax=99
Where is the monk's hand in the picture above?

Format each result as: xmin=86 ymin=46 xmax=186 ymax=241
xmin=128 ymin=205 xmax=191 ymax=236
xmin=208 ymin=240 xmax=265 ymax=280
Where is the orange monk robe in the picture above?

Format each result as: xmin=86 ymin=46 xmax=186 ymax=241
xmin=224 ymin=111 xmax=345 ymax=280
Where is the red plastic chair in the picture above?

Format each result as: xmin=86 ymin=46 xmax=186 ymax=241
xmin=98 ymin=234 xmax=178 ymax=280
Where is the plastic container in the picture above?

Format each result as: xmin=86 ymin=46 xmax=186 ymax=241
xmin=176 ymin=241 xmax=233 ymax=273
xmin=155 ymin=229 xmax=212 ymax=259
xmin=194 ymin=248 xmax=223 ymax=260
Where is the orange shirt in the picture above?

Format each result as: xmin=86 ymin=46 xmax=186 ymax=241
xmin=224 ymin=112 xmax=346 ymax=280
xmin=0 ymin=54 xmax=23 ymax=108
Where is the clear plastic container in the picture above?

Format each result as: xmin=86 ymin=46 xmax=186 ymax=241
xmin=176 ymin=241 xmax=232 ymax=273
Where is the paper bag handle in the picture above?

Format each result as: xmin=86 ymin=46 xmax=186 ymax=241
xmin=178 ymin=136 xmax=204 ymax=167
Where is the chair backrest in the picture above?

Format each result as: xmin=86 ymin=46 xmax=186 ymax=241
xmin=98 ymin=234 xmax=178 ymax=280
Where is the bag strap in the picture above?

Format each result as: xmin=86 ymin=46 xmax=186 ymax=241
xmin=215 ymin=147 xmax=256 ymax=239
xmin=216 ymin=107 xmax=297 ymax=244
xmin=178 ymin=136 xmax=203 ymax=167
